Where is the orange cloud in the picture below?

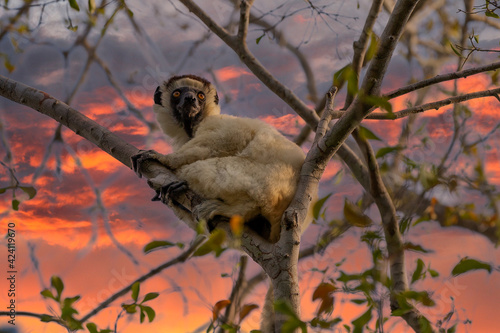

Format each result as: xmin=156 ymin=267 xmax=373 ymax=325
xmin=216 ymin=66 xmax=252 ymax=81
xmin=259 ymin=113 xmax=305 ymax=136
xmin=27 ymin=148 xmax=122 ymax=174
xmin=322 ymin=161 xmax=342 ymax=180
xmin=292 ymin=14 xmax=311 ymax=24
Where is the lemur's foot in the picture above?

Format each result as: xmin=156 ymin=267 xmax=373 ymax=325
xmin=153 ymin=180 xmax=189 ymax=205
xmin=131 ymin=149 xmax=162 ymax=178
xmin=193 ymin=200 xmax=229 ymax=232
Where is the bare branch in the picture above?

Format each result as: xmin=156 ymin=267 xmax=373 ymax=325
xmin=321 ymin=0 xmax=421 ymax=158
xmin=179 ymin=0 xmax=233 ymax=44
xmin=369 ymin=87 xmax=500 ymax=119
xmin=265 ymin=86 xmax=339 ymax=330
xmin=0 ymin=75 xmax=138 ymax=167
xmin=237 ymin=0 xmax=255 ymax=43
xmin=346 ymin=0 xmax=384 ymax=108
xmin=384 ymin=61 xmax=500 ymax=100
xmin=219 ymin=255 xmax=249 ymax=330
xmin=313 ymin=87 xmax=337 ymax=144
xmin=0 ymin=311 xmax=58 ymax=323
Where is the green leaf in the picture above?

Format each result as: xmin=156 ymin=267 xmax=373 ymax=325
xmin=404 ymin=242 xmax=432 ymax=253
xmin=352 ymin=307 xmax=372 ymax=333
xmin=61 ymin=306 xmax=78 ymax=319
xmin=40 ymin=289 xmax=56 ymax=300
xmin=122 ymin=303 xmax=137 ymax=314
xmin=239 ymin=304 xmax=259 ymax=323
xmin=399 ymin=217 xmax=412 ymax=235
xmin=364 ymin=32 xmax=379 ymax=63
xmin=20 ymin=186 xmax=37 ymax=199
xmin=131 ymin=282 xmax=140 ymax=302
xmin=274 ymin=301 xmax=307 ymax=333
xmin=86 ymin=323 xmax=98 ymax=333
xmin=142 ymin=292 xmax=159 ymax=303
xmin=63 ymin=295 xmax=81 ymax=308
xmin=450 ymin=43 xmax=463 ymax=57
xmin=411 ymin=259 xmax=425 ymax=284
xmin=376 ymin=146 xmax=402 ymax=159
xmin=428 ymin=268 xmax=439 ymax=278
xmin=358 ymin=126 xmax=381 ymax=141
xmin=51 ymin=276 xmax=64 ymax=300
xmin=343 ymin=199 xmax=373 ymax=227
xmin=351 ymin=299 xmax=367 ymax=305
xmin=141 ymin=305 xmax=156 ymax=322
xmin=40 ymin=314 xmax=53 ymax=322
xmin=400 ymin=290 xmax=435 ymax=307
xmin=312 ymin=194 xmax=332 ymax=219
xmin=485 ymin=10 xmax=500 ymax=19
xmin=491 ymin=69 xmax=499 ymax=85
xmin=193 ymin=229 xmax=226 ymax=257
xmin=12 ymin=199 xmax=19 ymax=211
xmin=4 ymin=57 xmax=15 ymax=73
xmin=451 ymin=257 xmax=492 ymax=276
xmin=337 ymin=271 xmax=362 ymax=283
xmin=363 ymin=95 xmax=393 ymax=114
xmin=256 ymin=34 xmax=265 ymax=44
xmin=68 ymin=0 xmax=80 ymax=11
xmin=143 ymin=240 xmax=175 ymax=254
xmin=310 ymin=317 xmax=342 ymax=329
xmin=312 ymin=282 xmax=336 ymax=316
xmin=140 ymin=308 xmax=145 ymax=323
xmin=333 ymin=64 xmax=357 ymax=94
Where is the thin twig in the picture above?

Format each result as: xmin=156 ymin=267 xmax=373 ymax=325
xmin=384 ymin=61 xmax=500 ymax=100
xmin=369 ymin=87 xmax=500 ymax=119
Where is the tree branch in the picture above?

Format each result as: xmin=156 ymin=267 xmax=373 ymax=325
xmin=219 ymin=255 xmax=248 ymax=331
xmin=236 ymin=0 xmax=254 ymax=43
xmin=384 ymin=61 xmax=500 ymax=100
xmin=369 ymin=87 xmax=500 ymax=119
xmin=345 ymin=0 xmax=384 ymax=108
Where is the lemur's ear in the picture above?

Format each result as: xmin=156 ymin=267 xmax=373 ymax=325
xmin=154 ymin=86 xmax=162 ymax=105
xmin=214 ymin=92 xmax=219 ymax=105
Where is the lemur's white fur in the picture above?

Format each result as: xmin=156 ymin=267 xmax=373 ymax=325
xmin=152 ymin=75 xmax=306 ymax=243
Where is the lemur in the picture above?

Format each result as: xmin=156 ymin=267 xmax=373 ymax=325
xmin=133 ymin=74 xmax=307 ymax=243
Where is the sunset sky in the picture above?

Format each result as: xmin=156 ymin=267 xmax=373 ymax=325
xmin=1 ymin=0 xmax=500 ymax=332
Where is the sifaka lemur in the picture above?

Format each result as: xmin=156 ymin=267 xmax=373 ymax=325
xmin=133 ymin=74 xmax=308 ymax=243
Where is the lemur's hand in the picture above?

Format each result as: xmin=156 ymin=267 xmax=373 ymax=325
xmin=152 ymin=180 xmax=189 ymax=205
xmin=131 ymin=149 xmax=167 ymax=178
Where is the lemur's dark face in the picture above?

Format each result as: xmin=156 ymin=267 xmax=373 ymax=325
xmin=154 ymin=85 xmax=207 ymax=137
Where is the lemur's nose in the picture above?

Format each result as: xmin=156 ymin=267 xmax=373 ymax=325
xmin=183 ymin=91 xmax=196 ymax=104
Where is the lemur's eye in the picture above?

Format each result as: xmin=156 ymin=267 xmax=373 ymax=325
xmin=172 ymin=90 xmax=181 ymax=98
xmin=197 ymin=92 xmax=205 ymax=100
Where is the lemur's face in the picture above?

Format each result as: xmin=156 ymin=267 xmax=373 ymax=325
xmin=171 ymin=86 xmax=206 ymax=118
xmin=154 ymin=75 xmax=221 ymax=137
